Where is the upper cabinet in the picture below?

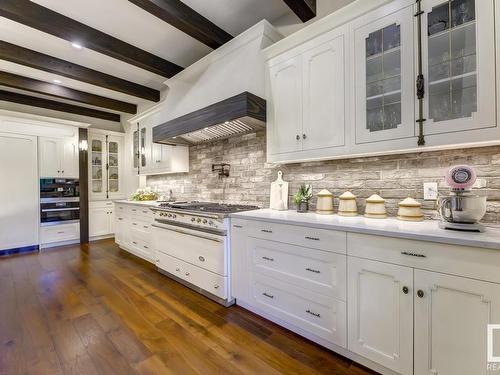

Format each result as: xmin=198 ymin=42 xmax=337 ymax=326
xmin=264 ymin=0 xmax=500 ymax=163
xmin=89 ymin=131 xmax=125 ymax=200
xmin=422 ymin=0 xmax=496 ymax=135
xmin=267 ymin=26 xmax=349 ymax=162
xmin=130 ymin=109 xmax=189 ymax=176
xmin=39 ymin=136 xmax=78 ymax=178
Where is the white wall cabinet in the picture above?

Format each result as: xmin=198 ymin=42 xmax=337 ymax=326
xmin=39 ymin=136 xmax=78 ymax=178
xmin=267 ymin=26 xmax=348 ymax=162
xmin=89 ymin=201 xmax=114 ymax=238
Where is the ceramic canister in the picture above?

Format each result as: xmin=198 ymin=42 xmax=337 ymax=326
xmin=338 ymin=191 xmax=358 ymax=216
xmin=397 ymin=197 xmax=424 ymax=221
xmin=316 ymin=189 xmax=334 ymax=215
xmin=364 ymin=194 xmax=387 ymax=219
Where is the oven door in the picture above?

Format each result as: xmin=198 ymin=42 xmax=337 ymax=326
xmin=40 ymin=200 xmax=80 ymax=225
xmin=152 ymin=221 xmax=227 ymax=276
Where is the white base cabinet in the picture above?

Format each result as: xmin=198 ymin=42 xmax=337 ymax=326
xmin=40 ymin=222 xmax=80 ymax=248
xmin=231 ymin=217 xmax=500 ymax=375
xmin=89 ymin=201 xmax=115 ymax=239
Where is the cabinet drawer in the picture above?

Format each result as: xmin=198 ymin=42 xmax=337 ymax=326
xmin=248 ymin=237 xmax=346 ymax=300
xmin=128 ymin=206 xmax=154 ymax=220
xmin=129 ymin=217 xmax=152 ymax=236
xmin=41 ymin=223 xmax=79 ymax=244
xmin=236 ymin=219 xmax=346 ymax=254
xmin=250 ymin=273 xmax=346 ymax=347
xmin=348 ymin=233 xmax=500 ymax=284
xmin=157 ymin=252 xmax=228 ymax=299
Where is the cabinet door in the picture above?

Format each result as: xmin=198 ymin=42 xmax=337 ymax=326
xmin=302 ymin=33 xmax=346 ymax=151
xmin=89 ymin=135 xmax=106 ymax=199
xmin=39 ymin=137 xmax=61 ymax=177
xmin=267 ymin=56 xmax=303 ymax=155
xmin=107 ymin=136 xmax=122 ymax=197
xmin=89 ymin=207 xmax=111 ymax=237
xmin=348 ymin=257 xmax=413 ymax=375
xmin=230 ymin=220 xmax=250 ymax=301
xmin=422 ymin=0 xmax=495 ymax=135
xmin=62 ymin=137 xmax=79 ymax=178
xmin=414 ymin=270 xmax=500 ymax=375
xmin=353 ymin=5 xmax=415 ymax=144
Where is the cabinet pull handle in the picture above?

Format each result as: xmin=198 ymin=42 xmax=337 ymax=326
xmin=233 ymin=225 xmax=243 ymax=228
xmin=262 ymin=256 xmax=274 ymax=262
xmin=401 ymin=251 xmax=426 ymax=258
xmin=156 ymin=259 xmax=160 ymax=262
xmin=417 ymin=290 xmax=425 ymax=298
xmin=175 ymin=268 xmax=180 ymax=272
xmin=132 ymin=241 xmax=138 ymax=245
xmin=306 ymin=309 xmax=320 ymax=318
xmin=57 ymin=231 xmax=65 ymax=234
xmin=143 ymin=226 xmax=149 ymax=229
xmin=143 ymin=246 xmax=149 ymax=249
xmin=118 ymin=218 xmax=123 ymax=221
xmin=261 ymin=229 xmax=273 ymax=233
xmin=296 ymin=134 xmax=300 ymax=140
xmin=132 ymin=223 xmax=137 ymax=226
xmin=198 ymin=256 xmax=205 ymax=262
xmin=302 ymin=134 xmax=307 ymax=140
xmin=214 ymin=285 xmax=219 ymax=289
xmin=185 ymin=272 xmax=190 ymax=276
xmin=305 ymin=236 xmax=320 ymax=241
xmin=402 ymin=286 xmax=409 ymax=294
xmin=305 ymin=267 xmax=320 ymax=274
xmin=262 ymin=292 xmax=274 ymax=299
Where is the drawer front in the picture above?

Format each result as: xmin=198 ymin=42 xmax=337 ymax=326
xmin=41 ymin=223 xmax=80 ymax=244
xmin=250 ymin=273 xmax=346 ymax=347
xmin=236 ymin=219 xmax=346 ymax=254
xmin=128 ymin=205 xmax=154 ymax=220
xmin=348 ymin=233 xmax=500 ymax=284
xmin=248 ymin=237 xmax=346 ymax=300
xmin=157 ymin=252 xmax=228 ymax=299
xmin=129 ymin=217 xmax=152 ymax=238
xmin=153 ymin=224 xmax=226 ymax=276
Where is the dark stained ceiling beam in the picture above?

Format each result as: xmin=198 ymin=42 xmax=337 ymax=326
xmin=128 ymin=0 xmax=232 ymax=49
xmin=0 ymin=0 xmax=183 ymax=77
xmin=0 ymin=90 xmax=121 ymax=122
xmin=0 ymin=71 xmax=137 ymax=114
xmin=0 ymin=41 xmax=160 ymax=102
xmin=283 ymin=0 xmax=316 ymax=22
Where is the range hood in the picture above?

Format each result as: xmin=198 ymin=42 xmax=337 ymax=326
xmin=152 ymin=92 xmax=266 ymax=146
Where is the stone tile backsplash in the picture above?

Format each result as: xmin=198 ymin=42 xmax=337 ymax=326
xmin=147 ymin=131 xmax=500 ymax=223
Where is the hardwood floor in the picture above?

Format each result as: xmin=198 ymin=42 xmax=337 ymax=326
xmin=0 ymin=239 xmax=377 ymax=375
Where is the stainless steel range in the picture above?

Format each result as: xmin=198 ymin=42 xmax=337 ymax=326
xmin=150 ymin=202 xmax=259 ymax=306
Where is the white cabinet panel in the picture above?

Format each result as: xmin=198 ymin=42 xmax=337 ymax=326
xmin=62 ymin=138 xmax=79 ymax=178
xmin=302 ymin=34 xmax=346 ymax=151
xmin=39 ymin=137 xmax=60 ymax=178
xmin=348 ymin=256 xmax=413 ymax=375
xmin=414 ymin=270 xmax=500 ymax=375
xmin=40 ymin=223 xmax=79 ymax=244
xmin=89 ymin=201 xmax=114 ymax=238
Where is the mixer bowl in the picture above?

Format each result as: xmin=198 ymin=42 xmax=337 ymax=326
xmin=438 ymin=194 xmax=487 ymax=224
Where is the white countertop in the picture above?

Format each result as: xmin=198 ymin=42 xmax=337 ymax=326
xmin=230 ymin=209 xmax=500 ymax=250
xmin=113 ymin=200 xmax=161 ymax=207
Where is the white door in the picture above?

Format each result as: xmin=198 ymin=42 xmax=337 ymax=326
xmin=302 ymin=32 xmax=346 ymax=151
xmin=39 ymin=137 xmax=61 ymax=177
xmin=62 ymin=137 xmax=79 ymax=178
xmin=421 ymin=0 xmax=496 ymax=135
xmin=89 ymin=207 xmax=111 ymax=237
xmin=353 ymin=4 xmax=415 ymax=144
xmin=89 ymin=134 xmax=106 ymax=200
xmin=414 ymin=269 xmax=500 ymax=375
xmin=348 ymin=257 xmax=413 ymax=375
xmin=267 ymin=56 xmax=303 ymax=155
xmin=0 ymin=133 xmax=39 ymax=250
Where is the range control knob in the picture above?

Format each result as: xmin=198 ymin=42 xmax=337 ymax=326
xmin=172 ymin=214 xmax=177 ymax=219
xmin=202 ymin=219 xmax=207 ymax=224
xmin=197 ymin=218 xmax=202 ymax=223
xmin=208 ymin=220 xmax=214 ymax=226
xmin=191 ymin=217 xmax=196 ymax=222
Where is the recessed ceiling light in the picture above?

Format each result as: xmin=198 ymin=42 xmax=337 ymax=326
xmin=53 ymin=79 xmax=62 ymax=84
xmin=71 ymin=42 xmax=83 ymax=49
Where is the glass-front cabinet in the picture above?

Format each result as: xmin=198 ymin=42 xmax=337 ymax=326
xmin=422 ymin=0 xmax=495 ymax=135
xmin=89 ymin=132 xmax=124 ymax=200
xmin=353 ymin=4 xmax=415 ymax=144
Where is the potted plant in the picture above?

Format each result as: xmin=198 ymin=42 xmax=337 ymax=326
xmin=293 ymin=184 xmax=312 ymax=213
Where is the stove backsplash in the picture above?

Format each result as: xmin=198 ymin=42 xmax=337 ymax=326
xmin=147 ymin=131 xmax=500 ymax=223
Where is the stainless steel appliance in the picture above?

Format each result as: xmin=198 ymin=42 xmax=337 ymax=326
xmin=40 ymin=179 xmax=80 ymax=226
xmin=438 ymin=165 xmax=487 ymax=232
xmin=151 ymin=202 xmax=259 ymax=306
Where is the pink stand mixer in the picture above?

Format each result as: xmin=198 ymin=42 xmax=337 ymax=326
xmin=438 ymin=165 xmax=487 ymax=232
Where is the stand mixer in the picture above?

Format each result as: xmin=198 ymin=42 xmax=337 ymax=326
xmin=438 ymin=165 xmax=487 ymax=232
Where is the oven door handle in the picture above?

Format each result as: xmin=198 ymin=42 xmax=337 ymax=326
xmin=152 ymin=224 xmax=224 ymax=243
xmin=41 ymin=207 xmax=80 ymax=212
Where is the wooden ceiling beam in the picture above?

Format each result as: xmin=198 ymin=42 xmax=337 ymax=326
xmin=0 ymin=41 xmax=160 ymax=102
xmin=0 ymin=71 xmax=137 ymax=114
xmin=128 ymin=0 xmax=232 ymax=49
xmin=0 ymin=0 xmax=183 ymax=77
xmin=283 ymin=0 xmax=316 ymax=22
xmin=0 ymin=90 xmax=121 ymax=122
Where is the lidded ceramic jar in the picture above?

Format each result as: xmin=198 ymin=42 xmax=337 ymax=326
xmin=338 ymin=191 xmax=358 ymax=216
xmin=364 ymin=194 xmax=387 ymax=219
xmin=316 ymin=189 xmax=334 ymax=215
xmin=397 ymin=197 xmax=424 ymax=221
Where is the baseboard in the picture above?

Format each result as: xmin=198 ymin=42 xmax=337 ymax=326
xmin=40 ymin=239 xmax=80 ymax=249
xmin=0 ymin=244 xmax=39 ymax=256
xmin=90 ymin=234 xmax=114 ymax=242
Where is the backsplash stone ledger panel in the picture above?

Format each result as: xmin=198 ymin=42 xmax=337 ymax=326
xmin=147 ymin=131 xmax=500 ymax=223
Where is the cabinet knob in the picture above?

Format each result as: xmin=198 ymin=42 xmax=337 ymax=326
xmin=214 ymin=285 xmax=219 ymax=289
xmin=175 ymin=268 xmax=180 ymax=272
xmin=302 ymin=134 xmax=307 ymax=139
xmin=417 ymin=290 xmax=425 ymax=298
xmin=198 ymin=256 xmax=205 ymax=262
xmin=402 ymin=286 xmax=409 ymax=294
xmin=185 ymin=272 xmax=190 ymax=276
xmin=296 ymin=134 xmax=300 ymax=140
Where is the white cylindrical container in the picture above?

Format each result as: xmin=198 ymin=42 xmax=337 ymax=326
xmin=364 ymin=194 xmax=387 ymax=219
xmin=316 ymin=189 xmax=334 ymax=215
xmin=397 ymin=197 xmax=424 ymax=221
xmin=338 ymin=191 xmax=358 ymax=216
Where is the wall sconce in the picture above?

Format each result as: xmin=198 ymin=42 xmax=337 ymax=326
xmin=79 ymin=139 xmax=88 ymax=151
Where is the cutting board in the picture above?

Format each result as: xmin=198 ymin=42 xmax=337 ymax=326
xmin=270 ymin=171 xmax=288 ymax=211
